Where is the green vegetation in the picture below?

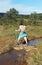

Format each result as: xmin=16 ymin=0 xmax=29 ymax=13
xmin=27 ymin=43 xmax=42 ymax=65
xmin=0 ymin=8 xmax=42 ymax=26
xmin=0 ymin=8 xmax=42 ymax=65
xmin=0 ymin=25 xmax=42 ymax=37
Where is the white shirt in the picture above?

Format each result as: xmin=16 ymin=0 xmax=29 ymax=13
xmin=19 ymin=25 xmax=26 ymax=32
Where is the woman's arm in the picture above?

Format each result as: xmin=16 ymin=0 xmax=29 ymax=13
xmin=15 ymin=29 xmax=20 ymax=32
xmin=15 ymin=26 xmax=20 ymax=32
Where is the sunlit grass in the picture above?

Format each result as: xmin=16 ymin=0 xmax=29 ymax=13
xmin=25 ymin=43 xmax=42 ymax=65
xmin=0 ymin=25 xmax=42 ymax=37
xmin=27 ymin=26 xmax=42 ymax=36
xmin=0 ymin=25 xmax=42 ymax=55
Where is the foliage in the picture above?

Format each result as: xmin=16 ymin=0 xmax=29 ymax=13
xmin=0 ymin=8 xmax=42 ymax=26
xmin=4 ymin=8 xmax=19 ymax=19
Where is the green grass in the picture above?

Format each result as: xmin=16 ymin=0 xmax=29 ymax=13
xmin=0 ymin=25 xmax=42 ymax=37
xmin=0 ymin=24 xmax=42 ymax=65
xmin=0 ymin=25 xmax=42 ymax=53
xmin=26 ymin=26 xmax=42 ymax=36
xmin=24 ymin=43 xmax=42 ymax=65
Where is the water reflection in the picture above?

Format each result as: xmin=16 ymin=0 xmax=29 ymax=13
xmin=28 ymin=39 xmax=40 ymax=46
xmin=0 ymin=50 xmax=26 ymax=65
xmin=0 ymin=38 xmax=42 ymax=65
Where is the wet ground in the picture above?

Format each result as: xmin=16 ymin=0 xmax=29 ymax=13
xmin=0 ymin=38 xmax=42 ymax=65
xmin=0 ymin=50 xmax=27 ymax=65
xmin=23 ymin=38 xmax=42 ymax=46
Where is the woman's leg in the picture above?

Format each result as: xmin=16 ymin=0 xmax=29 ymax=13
xmin=24 ymin=37 xmax=28 ymax=45
xmin=17 ymin=36 xmax=20 ymax=43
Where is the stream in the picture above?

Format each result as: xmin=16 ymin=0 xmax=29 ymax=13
xmin=28 ymin=38 xmax=42 ymax=46
xmin=0 ymin=38 xmax=42 ymax=65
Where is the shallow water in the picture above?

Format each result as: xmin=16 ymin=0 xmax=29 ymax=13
xmin=28 ymin=38 xmax=42 ymax=46
xmin=0 ymin=50 xmax=26 ymax=65
xmin=0 ymin=38 xmax=42 ymax=65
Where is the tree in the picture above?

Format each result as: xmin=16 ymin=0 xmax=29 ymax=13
xmin=29 ymin=12 xmax=38 ymax=25
xmin=4 ymin=8 xmax=19 ymax=19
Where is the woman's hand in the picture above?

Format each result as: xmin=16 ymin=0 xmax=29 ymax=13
xmin=15 ymin=30 xmax=18 ymax=32
xmin=15 ymin=28 xmax=20 ymax=32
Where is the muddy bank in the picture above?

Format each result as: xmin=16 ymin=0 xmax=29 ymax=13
xmin=27 ymin=35 xmax=42 ymax=41
xmin=0 ymin=46 xmax=39 ymax=65
xmin=0 ymin=35 xmax=42 ymax=55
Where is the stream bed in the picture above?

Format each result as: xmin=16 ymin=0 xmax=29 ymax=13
xmin=0 ymin=38 xmax=42 ymax=65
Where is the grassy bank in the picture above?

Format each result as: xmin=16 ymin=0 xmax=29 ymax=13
xmin=0 ymin=25 xmax=42 ymax=37
xmin=0 ymin=25 xmax=42 ymax=47
xmin=0 ymin=25 xmax=42 ymax=54
xmin=0 ymin=42 xmax=42 ymax=65
xmin=0 ymin=25 xmax=42 ymax=65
